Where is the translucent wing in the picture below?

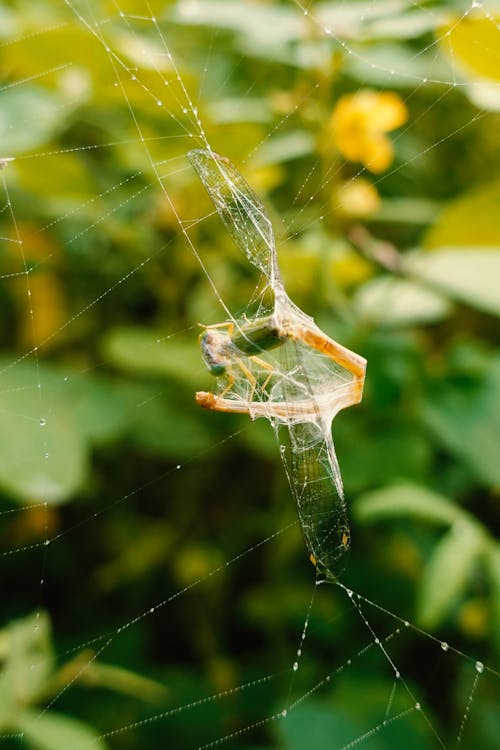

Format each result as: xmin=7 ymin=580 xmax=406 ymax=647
xmin=188 ymin=149 xmax=283 ymax=288
xmin=277 ymin=420 xmax=350 ymax=578
xmin=273 ymin=336 xmax=352 ymax=578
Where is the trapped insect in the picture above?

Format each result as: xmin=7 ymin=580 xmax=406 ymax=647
xmin=189 ymin=148 xmax=366 ymax=579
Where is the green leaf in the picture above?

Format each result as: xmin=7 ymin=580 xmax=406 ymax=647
xmin=354 ymin=277 xmax=451 ymax=328
xmin=16 ymin=153 xmax=95 ymax=205
xmin=102 ymin=327 xmax=204 ymax=387
xmin=119 ymin=383 xmax=213 ymax=459
xmin=0 ymin=674 xmax=17 ymax=730
xmin=169 ymin=1 xmax=302 ymax=65
xmin=66 ymin=375 xmax=130 ymax=445
xmin=485 ymin=545 xmax=500 ymax=656
xmin=422 ymin=357 xmax=500 ymax=486
xmin=409 ymin=248 xmax=500 ymax=317
xmin=418 ymin=520 xmax=485 ymax=628
xmin=255 ymin=131 xmax=315 ymax=165
xmin=1 ymin=612 xmax=54 ymax=708
xmin=340 ymin=425 xmax=431 ymax=494
xmin=18 ymin=709 xmax=107 ymax=750
xmin=424 ymin=181 xmax=500 ymax=248
xmin=317 ymin=1 xmax=439 ymax=41
xmin=347 ymin=42 xmax=450 ymax=88
xmin=277 ymin=703 xmax=363 ymax=750
xmin=0 ymin=359 xmax=87 ymax=504
xmin=354 ymin=483 xmax=468 ymax=526
xmin=207 ymin=98 xmax=272 ymax=125
xmin=0 ymin=87 xmax=68 ymax=155
xmin=84 ymin=662 xmax=168 ymax=703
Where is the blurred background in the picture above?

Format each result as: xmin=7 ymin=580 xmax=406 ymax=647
xmin=0 ymin=1 xmax=499 ymax=748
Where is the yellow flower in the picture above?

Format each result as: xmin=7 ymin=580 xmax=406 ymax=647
xmin=329 ymin=90 xmax=408 ymax=173
xmin=335 ymin=178 xmax=380 ymax=217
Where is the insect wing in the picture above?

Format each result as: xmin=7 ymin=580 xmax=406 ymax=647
xmin=277 ymin=420 xmax=350 ymax=579
xmin=188 ymin=149 xmax=281 ymax=285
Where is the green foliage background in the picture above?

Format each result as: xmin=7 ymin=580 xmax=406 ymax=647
xmin=0 ymin=1 xmax=499 ymax=748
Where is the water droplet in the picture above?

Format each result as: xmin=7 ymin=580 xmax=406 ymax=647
xmin=281 ymin=709 xmax=287 ymax=718
xmin=441 ymin=642 xmax=449 ymax=652
xmin=297 ymin=649 xmax=301 ymax=657
xmin=475 ymin=661 xmax=484 ymax=674
xmin=39 ymin=418 xmax=46 ymax=426
xmin=292 ymin=661 xmax=298 ymax=672
xmin=415 ymin=702 xmax=421 ymax=711
xmin=44 ymin=539 xmax=50 ymax=546
xmin=404 ymin=620 xmax=409 ymax=627
xmin=374 ymin=637 xmax=380 ymax=645
xmin=149 ymin=607 xmax=154 ymax=613
xmin=157 ymin=100 xmax=163 ymax=106
xmin=395 ymin=671 xmax=400 ymax=679
xmin=346 ymin=588 xmax=353 ymax=598
xmin=176 ymin=464 xmax=181 ymax=470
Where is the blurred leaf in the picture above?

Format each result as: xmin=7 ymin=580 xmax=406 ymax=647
xmin=0 ymin=358 xmax=137 ymax=503
xmin=0 ymin=612 xmax=54 ymax=708
xmin=466 ymin=81 xmax=500 ymax=112
xmin=347 ymin=42 xmax=450 ymax=87
xmin=102 ymin=327 xmax=203 ymax=386
xmin=354 ymin=483 xmax=467 ymax=526
xmin=115 ymin=30 xmax=175 ymax=72
xmin=371 ymin=197 xmax=440 ymax=225
xmin=424 ymin=181 xmax=500 ymax=248
xmin=418 ymin=520 xmax=485 ymax=628
xmin=485 ymin=545 xmax=500 ymax=655
xmin=84 ymin=662 xmax=168 ymax=703
xmin=18 ymin=709 xmax=107 ymax=750
xmin=120 ymin=383 xmax=213 ymax=459
xmin=366 ymin=9 xmax=444 ymax=39
xmin=207 ymin=98 xmax=272 ymax=125
xmin=0 ymin=677 xmax=17 ymax=730
xmin=409 ymin=248 xmax=500 ymax=317
xmin=0 ymin=360 xmax=87 ymax=504
xmin=354 ymin=276 xmax=451 ymax=327
xmin=15 ymin=153 xmax=95 ymax=205
xmin=317 ymin=1 xmax=442 ymax=40
xmin=277 ymin=703 xmax=363 ymax=750
xmin=169 ymin=0 xmax=302 ymax=65
xmin=439 ymin=14 xmax=500 ymax=82
xmin=255 ymin=131 xmax=315 ymax=165
xmin=422 ymin=357 xmax=500 ymax=486
xmin=67 ymin=375 xmax=130 ymax=445
xmin=340 ymin=426 xmax=431 ymax=494
xmin=0 ymin=87 xmax=69 ymax=155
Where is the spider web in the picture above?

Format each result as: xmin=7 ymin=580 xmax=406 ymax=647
xmin=0 ymin=1 xmax=499 ymax=749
